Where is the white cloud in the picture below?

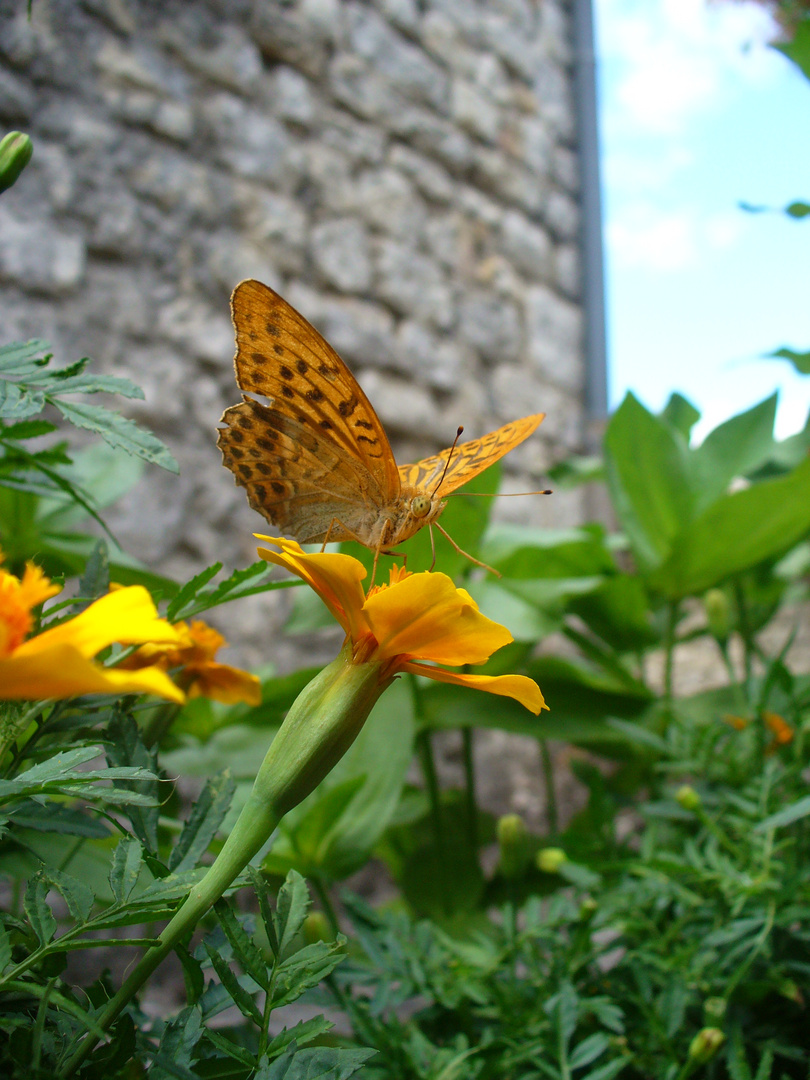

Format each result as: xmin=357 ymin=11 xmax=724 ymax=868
xmin=596 ymin=0 xmax=780 ymax=138
xmin=607 ymin=205 xmax=748 ymax=271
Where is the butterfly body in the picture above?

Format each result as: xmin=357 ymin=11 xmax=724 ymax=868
xmin=218 ymin=279 xmax=544 ymax=561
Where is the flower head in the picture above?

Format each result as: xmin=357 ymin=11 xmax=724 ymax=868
xmin=0 ymin=562 xmax=185 ymax=703
xmin=122 ymin=618 xmax=261 ymax=705
xmin=256 ymin=536 xmax=546 ymax=714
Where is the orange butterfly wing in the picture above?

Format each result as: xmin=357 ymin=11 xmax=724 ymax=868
xmin=218 ymin=280 xmax=402 ymax=543
xmin=398 ymin=414 xmax=545 ymax=496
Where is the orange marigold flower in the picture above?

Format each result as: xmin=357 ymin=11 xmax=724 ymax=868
xmin=0 ymin=563 xmax=185 ymax=703
xmin=256 ymin=536 xmax=546 ymax=714
xmin=122 ymin=618 xmax=261 ymax=706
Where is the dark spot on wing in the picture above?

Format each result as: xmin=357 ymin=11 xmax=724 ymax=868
xmin=274 ymin=344 xmax=284 ymax=355
xmin=296 ymin=359 xmax=308 ymax=374
xmin=282 ymin=385 xmax=295 ymax=399
xmin=266 ymin=322 xmax=280 ymax=336
xmin=355 ymin=419 xmax=372 ymax=429
xmin=280 ymin=365 xmax=293 ymax=380
xmin=306 ymin=387 xmax=323 ymax=401
xmin=339 ymin=396 xmax=358 ymax=417
xmin=271 ymin=481 xmax=285 ymax=494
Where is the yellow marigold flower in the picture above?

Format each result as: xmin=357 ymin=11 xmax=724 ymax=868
xmin=122 ymin=618 xmax=261 ymax=706
xmin=0 ymin=563 xmax=185 ymax=703
xmin=255 ymin=536 xmax=546 ymax=714
xmin=763 ymin=710 xmax=793 ymax=745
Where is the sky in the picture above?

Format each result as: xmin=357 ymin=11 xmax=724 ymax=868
xmin=593 ymin=0 xmax=810 ymax=439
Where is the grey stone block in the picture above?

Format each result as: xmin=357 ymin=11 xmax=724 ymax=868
xmin=311 ymin=217 xmax=373 ymax=293
xmin=0 ymin=210 xmax=86 ymax=295
xmin=458 ymin=288 xmax=522 ymax=364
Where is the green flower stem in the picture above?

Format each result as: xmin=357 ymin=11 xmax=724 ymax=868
xmin=60 ymin=646 xmax=388 ymax=1077
xmin=539 ymin=738 xmax=558 ymax=837
xmin=461 ymin=726 xmax=478 ymax=850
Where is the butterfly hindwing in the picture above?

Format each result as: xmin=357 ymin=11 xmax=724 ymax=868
xmin=398 ymin=414 xmax=545 ymax=496
xmin=228 ymin=279 xmax=401 ymax=503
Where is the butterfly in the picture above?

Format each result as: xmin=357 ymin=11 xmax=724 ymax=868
xmin=218 ymin=279 xmax=545 ymax=574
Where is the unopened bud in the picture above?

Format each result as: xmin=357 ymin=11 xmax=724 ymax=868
xmin=688 ymin=1027 xmax=725 ymax=1064
xmin=497 ymin=813 xmax=529 ymax=879
xmin=676 ymin=785 xmax=701 ymax=812
xmin=303 ymin=911 xmax=332 ymax=945
xmin=579 ymin=897 xmax=598 ymax=920
xmin=0 ymin=131 xmax=33 ymax=193
xmin=703 ymin=997 xmax=726 ymax=1022
xmin=703 ymin=588 xmax=730 ymax=644
xmin=536 ymin=847 xmax=567 ymax=874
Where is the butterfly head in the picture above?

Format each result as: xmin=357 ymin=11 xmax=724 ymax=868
xmin=410 ymin=493 xmax=433 ymax=519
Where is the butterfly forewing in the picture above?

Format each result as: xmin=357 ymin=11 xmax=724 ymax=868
xmin=228 ymin=279 xmax=400 ymax=502
xmin=398 ymin=414 xmax=545 ymax=496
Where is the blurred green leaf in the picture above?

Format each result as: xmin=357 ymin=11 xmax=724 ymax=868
xmin=689 ymin=395 xmax=778 ymax=512
xmin=774 ymin=19 xmax=810 ymax=81
xmin=661 ymin=392 xmax=701 ymax=439
xmin=769 ymin=346 xmax=810 ymax=375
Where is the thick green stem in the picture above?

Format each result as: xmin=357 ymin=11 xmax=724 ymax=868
xmin=60 ymin=647 xmax=387 ymax=1077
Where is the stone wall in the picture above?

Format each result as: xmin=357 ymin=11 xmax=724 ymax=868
xmin=0 ymin=0 xmax=587 ymax=666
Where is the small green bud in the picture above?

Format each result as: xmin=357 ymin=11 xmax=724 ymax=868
xmin=497 ymin=813 xmax=529 ymax=879
xmin=778 ymin=978 xmax=803 ymax=1005
xmin=703 ymin=588 xmax=730 ymax=644
xmin=703 ymin=997 xmax=726 ymax=1022
xmin=536 ymin=847 xmax=568 ymax=874
xmin=579 ymin=897 xmax=598 ymax=921
xmin=303 ymin=911 xmax=332 ymax=945
xmin=676 ymin=784 xmax=701 ymax=812
xmin=688 ymin=1027 xmax=725 ymax=1064
xmin=0 ymin=131 xmax=33 ymax=194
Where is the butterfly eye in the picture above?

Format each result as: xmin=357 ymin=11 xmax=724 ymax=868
xmin=410 ymin=495 xmax=432 ymax=519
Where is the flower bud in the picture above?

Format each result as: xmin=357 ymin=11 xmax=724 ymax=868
xmin=688 ymin=1027 xmax=725 ymax=1064
xmin=0 ymin=131 xmax=33 ymax=193
xmin=703 ymin=588 xmax=730 ymax=644
xmin=303 ymin=911 xmax=332 ymax=945
xmin=676 ymin=784 xmax=701 ymax=812
xmin=579 ymin=897 xmax=598 ymax=921
xmin=497 ymin=813 xmax=529 ymax=879
xmin=536 ymin=847 xmax=568 ymax=874
xmin=703 ymin=997 xmax=726 ymax=1022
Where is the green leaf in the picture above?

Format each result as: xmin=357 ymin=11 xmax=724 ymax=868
xmin=754 ymin=794 xmax=810 ymax=832
xmin=569 ymin=1033 xmax=611 ymax=1070
xmin=214 ymin=899 xmax=269 ymax=989
xmin=0 ymin=339 xmax=51 ymax=374
xmin=785 ymin=201 xmax=810 ymax=218
xmin=769 ymin=346 xmax=810 ymax=375
xmin=0 ymin=922 xmax=12 ymax=973
xmin=169 ymin=771 xmax=236 ymax=873
xmin=774 ymin=19 xmax=810 ymax=81
xmin=660 ymin=392 xmax=701 ymax=438
xmin=264 ymin=1016 xmax=335 ymax=1058
xmin=648 ymin=456 xmax=810 ymax=598
xmin=274 ymin=870 xmax=312 ymax=960
xmin=689 ymin=395 xmax=778 ymax=511
xmin=204 ymin=1028 xmax=256 ymax=1067
xmin=109 ymin=837 xmax=144 ymax=903
xmin=52 ymin=399 xmax=178 ymax=472
xmin=547 ymin=453 xmax=605 ymax=488
xmin=604 ymin=393 xmax=693 ymax=572
xmin=482 ymin=524 xmax=615 ymax=579
xmin=0 ymin=380 xmax=45 ymax=418
xmin=167 ymin=562 xmax=224 ymax=622
xmin=580 ymin=1059 xmax=629 ymax=1080
xmin=48 ymin=867 xmax=94 ymax=922
xmin=0 ymin=418 xmax=57 ymax=439
xmin=567 ymin=575 xmax=660 ymax=651
xmin=272 ymin=938 xmax=347 ymax=1009
xmin=258 ymin=1043 xmax=376 ymax=1080
xmin=24 ymin=871 xmax=57 ymax=945
xmin=203 ymin=941 xmax=263 ymax=1024
xmin=36 ymin=372 xmax=144 ymax=399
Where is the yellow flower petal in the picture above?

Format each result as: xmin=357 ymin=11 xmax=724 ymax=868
xmin=364 ymin=572 xmax=512 ymax=666
xmin=0 ymin=643 xmax=185 ymax=702
xmin=17 ymin=586 xmax=180 ymax=661
xmin=187 ymin=662 xmax=262 ymax=706
xmin=403 ymin=661 xmax=547 ymax=715
xmin=256 ymin=536 xmax=368 ymax=639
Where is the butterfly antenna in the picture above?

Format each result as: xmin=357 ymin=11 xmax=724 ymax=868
xmin=434 ymin=522 xmax=501 ymax=579
xmin=432 ymin=426 xmax=464 ymax=497
xmin=446 ymin=489 xmax=553 ymax=497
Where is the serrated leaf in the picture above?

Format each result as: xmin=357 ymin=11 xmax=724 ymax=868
xmin=214 ymin=900 xmax=269 ymax=989
xmin=38 ymin=372 xmax=145 ymax=399
xmin=0 ymin=380 xmax=45 ymax=418
xmin=24 ymin=871 xmax=57 ymax=945
xmin=569 ymin=1033 xmax=611 ymax=1070
xmin=258 ymin=1043 xmax=376 ymax=1080
xmin=53 ymin=399 xmax=178 ymax=472
xmin=48 ymin=867 xmax=94 ymax=922
xmin=0 ymin=339 xmax=50 ymax=373
xmin=274 ymin=871 xmax=311 ymax=960
xmin=272 ymin=938 xmax=346 ymax=1009
xmin=109 ymin=837 xmax=144 ymax=903
xmin=249 ymin=865 xmax=280 ymax=959
xmin=166 ymin=563 xmax=224 ymax=621
xmin=205 ymin=1027 xmax=257 ymax=1067
xmin=169 ymin=771 xmax=236 ymax=874
xmin=0 ymin=923 xmax=11 ymax=972
xmin=175 ymin=941 xmax=205 ymax=1005
xmin=203 ymin=942 xmax=263 ymax=1024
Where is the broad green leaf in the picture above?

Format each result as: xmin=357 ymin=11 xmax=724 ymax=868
xmin=24 ymin=871 xmax=57 ymax=945
xmin=660 ymin=392 xmax=700 ymax=439
xmin=169 ymin=771 xmax=236 ymax=873
xmin=481 ymin=523 xmax=615 ymax=579
xmin=648 ymin=456 xmax=810 ymax=598
xmin=109 ymin=837 xmax=144 ymax=903
xmin=547 ymin=453 xmax=605 ymax=488
xmin=604 ymin=393 xmax=693 ymax=572
xmin=689 ymin=395 xmax=777 ymax=511
xmin=214 ymin=899 xmax=269 ymax=989
xmin=567 ymin=575 xmax=660 ymax=651
xmin=53 ymin=399 xmax=178 ymax=472
xmin=774 ymin=20 xmax=810 ymax=81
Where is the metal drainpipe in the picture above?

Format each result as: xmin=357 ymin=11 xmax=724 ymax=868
xmin=571 ymin=0 xmax=609 ymax=437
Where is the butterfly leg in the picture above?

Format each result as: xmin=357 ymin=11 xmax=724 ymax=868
xmin=428 ymin=523 xmax=437 ymax=571
xmin=434 ymin=522 xmax=502 ymax=578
